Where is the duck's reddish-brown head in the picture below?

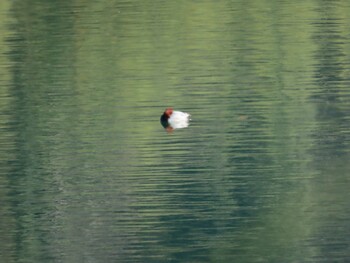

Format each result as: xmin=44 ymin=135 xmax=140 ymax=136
xmin=164 ymin=108 xmax=173 ymax=117
xmin=160 ymin=108 xmax=173 ymax=125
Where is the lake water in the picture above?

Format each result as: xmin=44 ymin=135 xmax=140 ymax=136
xmin=1 ymin=1 xmax=350 ymax=262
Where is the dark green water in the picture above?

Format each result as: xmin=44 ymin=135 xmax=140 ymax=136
xmin=1 ymin=1 xmax=350 ymax=262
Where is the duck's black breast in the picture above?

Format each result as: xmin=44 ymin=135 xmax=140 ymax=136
xmin=160 ymin=114 xmax=169 ymax=128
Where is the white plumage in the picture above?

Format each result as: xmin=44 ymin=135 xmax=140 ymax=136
xmin=168 ymin=110 xmax=191 ymax=129
xmin=160 ymin=108 xmax=191 ymax=130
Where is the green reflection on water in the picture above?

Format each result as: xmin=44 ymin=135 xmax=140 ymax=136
xmin=1 ymin=0 xmax=350 ymax=262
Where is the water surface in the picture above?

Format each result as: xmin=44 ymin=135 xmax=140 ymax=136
xmin=1 ymin=1 xmax=350 ymax=262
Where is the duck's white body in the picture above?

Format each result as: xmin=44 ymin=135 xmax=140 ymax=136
xmin=168 ymin=110 xmax=191 ymax=129
xmin=160 ymin=108 xmax=191 ymax=130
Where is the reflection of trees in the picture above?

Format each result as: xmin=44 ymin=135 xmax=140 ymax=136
xmin=0 ymin=2 xmax=15 ymax=261
xmin=148 ymin=1 xmax=321 ymax=261
xmin=309 ymin=2 xmax=350 ymax=260
xmin=5 ymin=1 xmax=79 ymax=262
xmin=1 ymin=0 xmax=350 ymax=262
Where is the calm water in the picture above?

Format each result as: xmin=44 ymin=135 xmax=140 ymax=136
xmin=1 ymin=1 xmax=350 ymax=262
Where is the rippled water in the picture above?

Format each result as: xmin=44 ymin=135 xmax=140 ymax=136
xmin=1 ymin=1 xmax=350 ymax=262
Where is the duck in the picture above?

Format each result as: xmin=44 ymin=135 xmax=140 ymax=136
xmin=160 ymin=108 xmax=191 ymax=131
